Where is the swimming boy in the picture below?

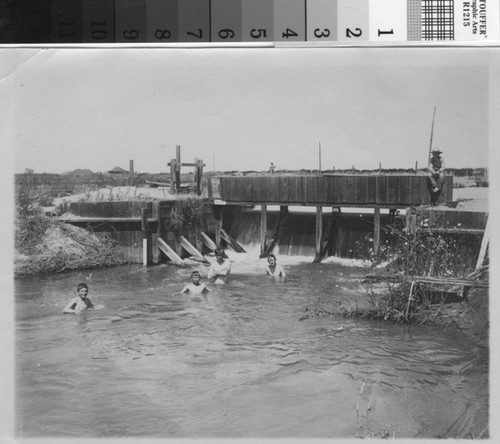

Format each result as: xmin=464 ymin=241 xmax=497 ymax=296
xmin=207 ymin=248 xmax=231 ymax=284
xmin=180 ymin=271 xmax=211 ymax=294
xmin=63 ymin=283 xmax=94 ymax=314
xmin=266 ymin=254 xmax=286 ymax=278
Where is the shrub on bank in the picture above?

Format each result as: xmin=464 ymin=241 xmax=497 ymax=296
xmin=343 ymin=216 xmax=485 ymax=324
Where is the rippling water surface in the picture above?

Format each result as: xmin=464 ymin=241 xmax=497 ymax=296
xmin=15 ymin=256 xmax=488 ymax=438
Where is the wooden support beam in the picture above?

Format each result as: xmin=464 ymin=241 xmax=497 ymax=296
xmin=169 ymin=158 xmax=176 ymax=194
xmin=200 ymin=231 xmax=217 ymax=252
xmin=475 ymin=216 xmax=490 ymax=271
xmin=152 ymin=201 xmax=162 ymax=264
xmin=412 ymin=276 xmax=488 ymax=288
xmin=157 ymin=238 xmax=186 ymax=267
xmin=175 ymin=145 xmax=181 ymax=192
xmin=220 ymin=228 xmax=246 ymax=253
xmin=174 ymin=201 xmax=182 ymax=256
xmin=405 ymin=207 xmax=417 ymax=235
xmin=213 ymin=205 xmax=222 ymax=248
xmin=176 ymin=144 xmax=181 ymax=163
xmin=141 ymin=207 xmax=152 ymax=266
xmin=260 ymin=204 xmax=267 ymax=258
xmin=215 ymin=219 xmax=222 ymax=248
xmin=315 ymin=206 xmax=323 ymax=262
xmin=374 ymin=207 xmax=381 ymax=257
xmin=195 ymin=158 xmax=204 ymax=195
xmin=129 ymin=159 xmax=134 ymax=186
xmin=180 ymin=236 xmax=208 ymax=263
xmin=195 ymin=209 xmax=204 ymax=254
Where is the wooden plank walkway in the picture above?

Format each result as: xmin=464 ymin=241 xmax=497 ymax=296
xmin=411 ymin=276 xmax=488 ymax=288
xmin=58 ymin=216 xmax=157 ymax=224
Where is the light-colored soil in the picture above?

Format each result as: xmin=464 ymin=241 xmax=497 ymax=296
xmin=452 ymin=187 xmax=489 ymax=212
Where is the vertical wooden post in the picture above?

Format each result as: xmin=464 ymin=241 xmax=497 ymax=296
xmin=169 ymin=159 xmax=176 ymax=194
xmin=175 ymin=145 xmax=181 ymax=192
xmin=195 ymin=207 xmax=204 ymax=254
xmin=174 ymin=200 xmax=182 ymax=256
xmin=405 ymin=207 xmax=417 ymax=235
xmin=318 ymin=142 xmax=322 ymax=172
xmin=152 ymin=201 xmax=162 ymax=264
xmin=195 ymin=158 xmax=204 ymax=195
xmin=213 ymin=205 xmax=222 ymax=248
xmin=215 ymin=219 xmax=222 ymax=248
xmin=415 ymin=161 xmax=418 ymax=174
xmin=475 ymin=216 xmax=490 ymax=271
xmin=315 ymin=206 xmax=323 ymax=261
xmin=374 ymin=207 xmax=381 ymax=257
xmin=260 ymin=204 xmax=267 ymax=258
xmin=129 ymin=160 xmax=134 ymax=186
xmin=141 ymin=207 xmax=152 ymax=266
xmin=176 ymin=144 xmax=181 ymax=164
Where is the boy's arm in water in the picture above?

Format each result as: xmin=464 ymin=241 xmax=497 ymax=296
xmin=220 ymin=261 xmax=231 ymax=276
xmin=180 ymin=285 xmax=190 ymax=294
xmin=63 ymin=297 xmax=78 ymax=314
xmin=207 ymin=264 xmax=217 ymax=280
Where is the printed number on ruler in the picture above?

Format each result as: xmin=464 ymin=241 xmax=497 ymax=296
xmin=346 ymin=28 xmax=362 ymax=38
xmin=91 ymin=20 xmax=109 ymax=40
xmin=282 ymin=28 xmax=299 ymax=38
xmin=250 ymin=29 xmax=268 ymax=38
xmin=155 ymin=29 xmax=172 ymax=40
xmin=314 ymin=29 xmax=331 ymax=38
xmin=187 ymin=29 xmax=204 ymax=39
xmin=218 ymin=29 xmax=235 ymax=39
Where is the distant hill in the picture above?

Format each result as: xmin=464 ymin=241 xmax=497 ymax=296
xmin=62 ymin=169 xmax=95 ymax=176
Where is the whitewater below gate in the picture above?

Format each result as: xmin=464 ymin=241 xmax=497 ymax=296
xmin=15 ymin=253 xmax=488 ymax=438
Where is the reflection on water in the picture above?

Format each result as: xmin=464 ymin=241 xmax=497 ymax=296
xmin=15 ymin=259 xmax=488 ymax=438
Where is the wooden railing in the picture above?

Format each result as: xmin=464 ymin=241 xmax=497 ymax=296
xmin=209 ymin=174 xmax=453 ymax=207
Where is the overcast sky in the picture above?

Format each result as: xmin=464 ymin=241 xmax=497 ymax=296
xmin=0 ymin=46 xmax=495 ymax=174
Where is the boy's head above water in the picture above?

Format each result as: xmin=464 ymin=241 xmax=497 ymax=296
xmin=267 ymin=254 xmax=277 ymax=265
xmin=77 ymin=283 xmax=89 ymax=298
xmin=214 ymin=248 xmax=226 ymax=263
xmin=191 ymin=271 xmax=201 ymax=285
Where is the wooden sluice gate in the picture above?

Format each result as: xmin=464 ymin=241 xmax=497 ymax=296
xmin=58 ymin=173 xmax=488 ymax=266
xmin=60 ymin=199 xmax=243 ymax=266
xmin=208 ymin=173 xmax=457 ymax=261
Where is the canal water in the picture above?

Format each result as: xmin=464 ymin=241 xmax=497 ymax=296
xmin=15 ymin=253 xmax=488 ymax=439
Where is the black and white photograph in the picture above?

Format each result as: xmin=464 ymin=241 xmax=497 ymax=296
xmin=1 ymin=46 xmax=497 ymax=441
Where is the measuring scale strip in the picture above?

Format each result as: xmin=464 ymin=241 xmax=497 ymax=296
xmin=3 ymin=0 xmax=500 ymax=44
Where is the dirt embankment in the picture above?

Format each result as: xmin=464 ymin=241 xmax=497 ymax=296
xmin=15 ymin=222 xmax=126 ymax=277
xmin=426 ymin=288 xmax=489 ymax=344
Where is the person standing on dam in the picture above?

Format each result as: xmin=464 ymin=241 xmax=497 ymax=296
xmin=428 ymin=149 xmax=445 ymax=205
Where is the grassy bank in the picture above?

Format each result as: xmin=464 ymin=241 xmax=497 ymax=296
xmin=15 ymin=172 xmax=127 ymax=277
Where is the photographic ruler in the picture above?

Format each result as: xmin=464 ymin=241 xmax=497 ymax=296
xmin=1 ymin=0 xmax=498 ymax=44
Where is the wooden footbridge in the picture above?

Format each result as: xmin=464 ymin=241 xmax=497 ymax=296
xmin=208 ymin=173 xmax=454 ymax=259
